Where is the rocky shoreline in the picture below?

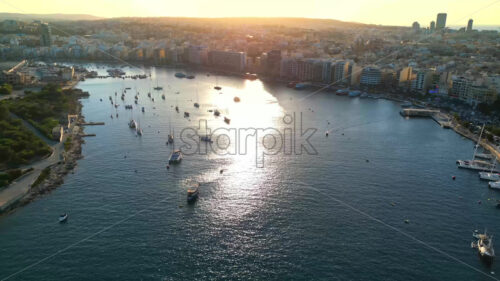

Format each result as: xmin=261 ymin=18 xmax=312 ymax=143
xmin=1 ymin=90 xmax=87 ymax=214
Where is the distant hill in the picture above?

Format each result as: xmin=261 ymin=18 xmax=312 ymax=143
xmin=0 ymin=13 xmax=102 ymax=22
xmin=110 ymin=17 xmax=372 ymax=29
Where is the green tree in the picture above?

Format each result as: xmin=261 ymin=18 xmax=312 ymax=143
xmin=0 ymin=84 xmax=13 ymax=95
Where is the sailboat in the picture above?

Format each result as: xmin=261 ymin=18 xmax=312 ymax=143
xmin=154 ymin=75 xmax=163 ymax=90
xmin=457 ymin=124 xmax=499 ymax=172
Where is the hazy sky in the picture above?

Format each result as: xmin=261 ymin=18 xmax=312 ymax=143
xmin=1 ymin=0 xmax=499 ymax=26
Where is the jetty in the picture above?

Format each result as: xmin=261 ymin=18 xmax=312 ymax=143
xmin=79 ymin=122 xmax=105 ymax=126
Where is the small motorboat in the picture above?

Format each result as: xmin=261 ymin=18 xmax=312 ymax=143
xmin=194 ymin=102 xmax=200 ymax=108
xmin=175 ymin=106 xmax=179 ymax=113
xmin=224 ymin=117 xmax=230 ymax=124
xmin=488 ymin=181 xmax=500 ymax=190
xmin=175 ymin=72 xmax=186 ymax=78
xmin=479 ymin=172 xmax=500 ymax=181
xmin=214 ymin=109 xmax=220 ymax=116
xmin=167 ymin=134 xmax=174 ymax=144
xmin=161 ymin=94 xmax=165 ymax=100
xmin=169 ymin=150 xmax=183 ymax=164
xmin=59 ymin=213 xmax=68 ymax=223
xmin=233 ymin=97 xmax=240 ymax=102
xmin=154 ymin=86 xmax=163 ymax=90
xmin=147 ymin=93 xmax=151 ymax=98
xmin=187 ymin=185 xmax=199 ymax=203
xmin=214 ymin=86 xmax=222 ymax=90
xmin=184 ymin=112 xmax=190 ymax=118
xmin=186 ymin=75 xmax=195 ymax=79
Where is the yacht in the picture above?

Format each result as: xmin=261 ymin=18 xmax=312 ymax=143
xmin=479 ymin=172 xmax=500 ymax=181
xmin=169 ymin=150 xmax=183 ymax=164
xmin=489 ymin=181 xmax=500 ymax=190
xmin=471 ymin=231 xmax=495 ymax=264
xmin=456 ymin=125 xmax=499 ymax=172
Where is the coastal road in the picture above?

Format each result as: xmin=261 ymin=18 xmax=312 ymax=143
xmin=0 ymin=117 xmax=65 ymax=212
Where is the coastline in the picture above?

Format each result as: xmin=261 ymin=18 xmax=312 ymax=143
xmin=0 ymin=83 xmax=86 ymax=215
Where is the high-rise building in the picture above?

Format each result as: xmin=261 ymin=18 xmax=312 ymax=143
xmin=430 ymin=21 xmax=435 ymax=31
xmin=208 ymin=50 xmax=246 ymax=72
xmin=360 ymin=67 xmax=381 ymax=86
xmin=40 ymin=23 xmax=52 ymax=47
xmin=266 ymin=50 xmax=282 ymax=77
xmin=412 ymin=22 xmax=420 ymax=31
xmin=467 ymin=19 xmax=473 ymax=32
xmin=436 ymin=13 xmax=447 ymax=30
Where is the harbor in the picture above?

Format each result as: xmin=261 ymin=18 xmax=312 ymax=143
xmin=0 ymin=65 xmax=499 ymax=280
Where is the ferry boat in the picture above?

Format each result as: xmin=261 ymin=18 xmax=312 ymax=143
xmin=175 ymin=72 xmax=186 ymax=78
xmin=224 ymin=117 xmax=231 ymax=124
xmin=233 ymin=97 xmax=240 ymax=102
xmin=59 ymin=213 xmax=68 ymax=223
xmin=169 ymin=150 xmax=183 ymax=164
xmin=471 ymin=231 xmax=496 ymax=264
xmin=489 ymin=181 xmax=500 ymax=190
xmin=479 ymin=172 xmax=500 ymax=181
xmin=187 ymin=184 xmax=199 ymax=203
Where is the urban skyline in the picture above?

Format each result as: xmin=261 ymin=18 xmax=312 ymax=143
xmin=0 ymin=0 xmax=500 ymax=26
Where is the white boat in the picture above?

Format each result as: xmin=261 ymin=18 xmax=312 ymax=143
xmin=456 ymin=125 xmax=499 ymax=172
xmin=489 ymin=181 xmax=500 ymax=190
xmin=471 ymin=231 xmax=496 ymax=264
xmin=128 ymin=120 xmax=137 ymax=129
xmin=479 ymin=172 xmax=500 ymax=181
xmin=59 ymin=213 xmax=68 ymax=223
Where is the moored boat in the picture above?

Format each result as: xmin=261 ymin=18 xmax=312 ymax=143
xmin=224 ymin=117 xmax=230 ymax=124
xmin=175 ymin=72 xmax=186 ymax=78
xmin=471 ymin=231 xmax=495 ymax=264
xmin=479 ymin=172 xmax=500 ymax=181
xmin=489 ymin=181 xmax=500 ymax=190
xmin=169 ymin=150 xmax=183 ymax=164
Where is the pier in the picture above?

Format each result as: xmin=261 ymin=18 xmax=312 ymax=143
xmin=79 ymin=122 xmax=105 ymax=126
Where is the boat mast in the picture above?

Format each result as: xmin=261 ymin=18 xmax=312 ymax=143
xmin=472 ymin=124 xmax=485 ymax=161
